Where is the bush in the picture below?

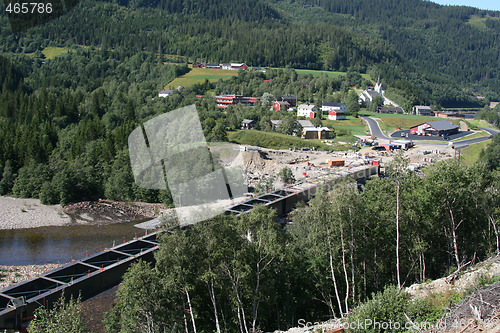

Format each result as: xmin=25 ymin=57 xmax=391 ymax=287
xmin=347 ymin=286 xmax=410 ymax=333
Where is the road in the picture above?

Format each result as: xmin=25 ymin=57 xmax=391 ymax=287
xmin=361 ymin=116 xmax=499 ymax=146
xmin=360 ymin=116 xmax=391 ymax=140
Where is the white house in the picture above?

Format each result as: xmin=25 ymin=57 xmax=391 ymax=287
xmin=358 ymin=77 xmax=384 ymax=105
xmin=158 ymin=89 xmax=174 ymax=98
xmin=297 ymin=104 xmax=317 ymax=119
xmin=321 ymin=102 xmax=347 ymax=120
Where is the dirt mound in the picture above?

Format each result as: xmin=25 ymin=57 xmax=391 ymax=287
xmin=446 ymin=282 xmax=500 ymax=321
xmin=407 ymin=257 xmax=500 ymax=300
xmin=433 ymin=282 xmax=500 ymax=332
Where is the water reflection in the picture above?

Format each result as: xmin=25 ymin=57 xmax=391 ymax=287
xmin=0 ymin=221 xmax=146 ymax=266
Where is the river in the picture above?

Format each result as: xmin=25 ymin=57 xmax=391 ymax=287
xmin=0 ymin=221 xmax=146 ymax=266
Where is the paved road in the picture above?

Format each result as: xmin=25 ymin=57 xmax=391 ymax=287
xmin=361 ymin=116 xmax=499 ymax=146
xmin=360 ymin=116 xmax=391 ymax=140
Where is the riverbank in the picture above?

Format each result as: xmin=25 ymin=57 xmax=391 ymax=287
xmin=0 ymin=264 xmax=60 ymax=290
xmin=0 ymin=196 xmax=70 ymax=230
xmin=0 ymin=196 xmax=164 ymax=230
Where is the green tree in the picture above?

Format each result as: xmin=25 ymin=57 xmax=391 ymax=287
xmin=311 ymin=117 xmax=322 ymax=128
xmin=278 ymin=167 xmax=295 ymax=185
xmin=28 ymin=294 xmax=88 ymax=333
xmin=0 ymin=160 xmax=15 ymax=195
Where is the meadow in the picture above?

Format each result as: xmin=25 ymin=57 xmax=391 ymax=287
xmin=165 ymin=67 xmax=238 ymax=88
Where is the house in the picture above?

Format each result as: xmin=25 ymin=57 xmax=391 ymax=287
xmin=296 ymin=120 xmax=314 ymax=128
xmin=204 ymin=63 xmax=220 ymax=69
xmin=297 ymin=104 xmax=317 ymax=119
xmin=270 ymin=119 xmax=282 ymax=129
xmin=214 ymin=95 xmax=259 ymax=108
xmin=413 ymin=106 xmax=434 ymax=116
xmin=322 ymin=102 xmax=347 ymax=120
xmin=273 ymin=101 xmax=289 ymax=111
xmin=328 ymin=111 xmax=346 ymax=120
xmin=158 ymin=89 xmax=174 ymax=98
xmin=435 ymin=111 xmax=465 ymax=119
xmin=410 ymin=120 xmax=459 ymax=136
xmin=378 ymin=106 xmax=404 ymax=114
xmin=241 ymin=119 xmax=256 ymax=130
xmin=220 ymin=63 xmax=231 ymax=70
xmin=301 ymin=126 xmax=332 ymax=139
xmin=281 ymin=94 xmax=297 ymax=107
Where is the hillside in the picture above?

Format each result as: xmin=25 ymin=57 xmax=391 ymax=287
xmin=272 ymin=0 xmax=500 ymax=101
xmin=0 ymin=0 xmax=498 ymax=105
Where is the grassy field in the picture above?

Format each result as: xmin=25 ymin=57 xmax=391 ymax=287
xmin=42 ymin=47 xmax=72 ymax=59
xmin=467 ymin=15 xmax=500 ymax=30
xmin=452 ymin=130 xmax=490 ymax=142
xmin=165 ymin=68 xmax=238 ymax=89
xmin=294 ymin=69 xmax=371 ymax=80
xmin=456 ymin=141 xmax=489 ymax=166
xmin=322 ymin=116 xmax=369 ymax=136
xmin=229 ymin=130 xmax=356 ymax=151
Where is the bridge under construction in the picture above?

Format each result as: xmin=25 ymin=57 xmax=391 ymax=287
xmin=0 ymin=164 xmax=379 ymax=330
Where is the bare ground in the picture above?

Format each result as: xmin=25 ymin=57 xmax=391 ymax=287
xmin=0 ymin=264 xmax=60 ymax=289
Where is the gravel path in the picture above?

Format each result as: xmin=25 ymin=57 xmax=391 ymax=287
xmin=0 ymin=196 xmax=71 ymax=230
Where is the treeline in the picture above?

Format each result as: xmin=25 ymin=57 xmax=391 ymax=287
xmin=101 ymin=156 xmax=500 ymax=332
xmin=115 ymin=0 xmax=281 ymax=22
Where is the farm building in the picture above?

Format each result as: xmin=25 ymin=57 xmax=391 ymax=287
xmin=301 ymin=126 xmax=332 ymax=139
xmin=193 ymin=63 xmax=220 ymax=69
xmin=241 ymin=119 xmax=256 ymax=130
xmin=214 ymin=95 xmax=259 ymax=108
xmin=435 ymin=111 xmax=465 ymax=119
xmin=221 ymin=63 xmax=248 ymax=70
xmin=328 ymin=111 xmax=346 ymax=120
xmin=410 ymin=120 xmax=459 ymax=136
xmin=321 ymin=102 xmax=347 ymax=120
xmin=273 ymin=101 xmax=290 ymax=111
xmin=377 ymin=106 xmax=404 ymax=114
xmin=297 ymin=104 xmax=317 ymax=119
xmin=413 ymin=106 xmax=434 ymax=116
xmin=281 ymin=94 xmax=297 ymax=107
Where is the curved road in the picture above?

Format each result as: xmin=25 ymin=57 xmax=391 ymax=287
xmin=361 ymin=116 xmax=499 ymax=146
xmin=360 ymin=116 xmax=391 ymax=140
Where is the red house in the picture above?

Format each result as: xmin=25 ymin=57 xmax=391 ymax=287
xmin=273 ymin=101 xmax=290 ymax=111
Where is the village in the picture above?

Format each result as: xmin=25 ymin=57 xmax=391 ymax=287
xmin=157 ymin=61 xmax=489 ymax=181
